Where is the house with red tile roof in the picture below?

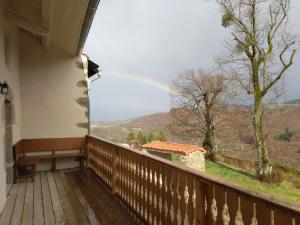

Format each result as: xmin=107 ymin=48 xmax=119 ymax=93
xmin=142 ymin=141 xmax=207 ymax=171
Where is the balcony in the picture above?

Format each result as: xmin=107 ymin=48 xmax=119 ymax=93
xmin=1 ymin=135 xmax=299 ymax=225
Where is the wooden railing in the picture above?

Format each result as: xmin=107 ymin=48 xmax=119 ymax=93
xmin=87 ymin=135 xmax=300 ymax=225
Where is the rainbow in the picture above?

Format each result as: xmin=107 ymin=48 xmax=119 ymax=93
xmin=106 ymin=69 xmax=177 ymax=95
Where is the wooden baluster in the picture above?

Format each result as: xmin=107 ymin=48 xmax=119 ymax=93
xmin=250 ymin=203 xmax=258 ymax=225
xmin=99 ymin=145 xmax=102 ymax=179
xmin=133 ymin=153 xmax=137 ymax=211
xmin=129 ymin=155 xmax=134 ymax=208
xmin=153 ymin=162 xmax=158 ymax=225
xmin=235 ymin=197 xmax=244 ymax=225
xmin=106 ymin=144 xmax=113 ymax=188
xmin=161 ymin=166 xmax=168 ymax=225
xmin=104 ymin=143 xmax=108 ymax=185
xmin=123 ymin=151 xmax=126 ymax=199
xmin=166 ymin=166 xmax=174 ymax=225
xmin=124 ymin=151 xmax=128 ymax=203
xmin=211 ymin=185 xmax=218 ymax=225
xmin=139 ymin=158 xmax=144 ymax=218
xmin=170 ymin=172 xmax=175 ymax=225
xmin=119 ymin=151 xmax=123 ymax=198
xmin=176 ymin=172 xmax=182 ymax=225
xmin=140 ymin=162 xmax=144 ymax=219
xmin=122 ymin=151 xmax=126 ymax=200
xmin=146 ymin=159 xmax=151 ymax=223
xmin=185 ymin=175 xmax=194 ymax=225
xmin=222 ymin=191 xmax=230 ymax=225
xmin=149 ymin=160 xmax=154 ymax=225
xmin=143 ymin=162 xmax=147 ymax=221
xmin=158 ymin=166 xmax=163 ymax=225
xmin=155 ymin=162 xmax=161 ymax=225
xmin=178 ymin=171 xmax=186 ymax=225
xmin=292 ymin=218 xmax=295 ymax=225
xmin=127 ymin=151 xmax=131 ymax=205
xmin=112 ymin=146 xmax=118 ymax=195
xmin=135 ymin=154 xmax=140 ymax=215
xmin=183 ymin=175 xmax=190 ymax=225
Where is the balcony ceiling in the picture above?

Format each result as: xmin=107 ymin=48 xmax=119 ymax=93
xmin=4 ymin=0 xmax=89 ymax=56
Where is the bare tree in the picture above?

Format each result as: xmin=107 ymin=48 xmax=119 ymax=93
xmin=217 ymin=0 xmax=299 ymax=179
xmin=171 ymin=70 xmax=227 ymax=160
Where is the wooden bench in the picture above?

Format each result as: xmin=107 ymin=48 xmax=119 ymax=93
xmin=13 ymin=137 xmax=87 ymax=183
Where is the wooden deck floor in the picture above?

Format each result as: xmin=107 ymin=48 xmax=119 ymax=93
xmin=0 ymin=169 xmax=145 ymax=225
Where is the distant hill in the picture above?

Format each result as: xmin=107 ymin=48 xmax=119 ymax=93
xmin=91 ymin=104 xmax=300 ymax=170
xmin=282 ymin=99 xmax=300 ymax=105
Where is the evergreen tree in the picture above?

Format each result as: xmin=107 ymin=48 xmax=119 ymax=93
xmin=157 ymin=130 xmax=166 ymax=141
xmin=148 ymin=133 xmax=155 ymax=142
xmin=127 ymin=132 xmax=135 ymax=143
xmin=137 ymin=131 xmax=145 ymax=145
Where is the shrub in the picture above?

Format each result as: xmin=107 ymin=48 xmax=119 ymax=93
xmin=275 ymin=128 xmax=294 ymax=142
xmin=255 ymin=164 xmax=283 ymax=183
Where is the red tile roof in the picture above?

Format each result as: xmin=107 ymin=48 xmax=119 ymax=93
xmin=142 ymin=141 xmax=207 ymax=155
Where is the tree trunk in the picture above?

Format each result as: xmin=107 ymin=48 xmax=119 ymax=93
xmin=203 ymin=113 xmax=215 ymax=160
xmin=253 ymin=96 xmax=272 ymax=180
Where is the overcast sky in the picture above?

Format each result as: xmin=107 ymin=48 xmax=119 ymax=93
xmin=84 ymin=0 xmax=300 ymax=122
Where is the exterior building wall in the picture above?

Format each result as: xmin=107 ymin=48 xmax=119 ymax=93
xmin=0 ymin=0 xmax=22 ymax=211
xmin=19 ymin=30 xmax=88 ymax=139
xmin=181 ymin=151 xmax=205 ymax=172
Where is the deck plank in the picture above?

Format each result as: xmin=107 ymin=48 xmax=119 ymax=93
xmin=0 ymin=184 xmax=20 ymax=225
xmin=67 ymin=174 xmax=101 ymax=225
xmin=21 ymin=181 xmax=34 ymax=225
xmin=59 ymin=171 xmax=91 ymax=225
xmin=74 ymin=169 xmax=144 ymax=225
xmin=47 ymin=172 xmax=67 ymax=225
xmin=33 ymin=173 xmax=44 ymax=225
xmin=0 ymin=170 xmax=146 ymax=225
xmin=10 ymin=182 xmax=26 ymax=225
xmin=72 ymin=171 xmax=114 ymax=225
xmin=53 ymin=172 xmax=80 ymax=225
xmin=41 ymin=172 xmax=56 ymax=225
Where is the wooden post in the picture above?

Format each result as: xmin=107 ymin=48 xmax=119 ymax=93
xmin=112 ymin=146 xmax=119 ymax=195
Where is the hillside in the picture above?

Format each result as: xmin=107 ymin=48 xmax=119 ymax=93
xmin=91 ymin=104 xmax=300 ymax=170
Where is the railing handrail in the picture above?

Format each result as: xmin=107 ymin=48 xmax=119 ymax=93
xmin=88 ymin=135 xmax=300 ymax=216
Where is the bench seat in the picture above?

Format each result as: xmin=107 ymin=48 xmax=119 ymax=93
xmin=13 ymin=137 xmax=87 ymax=183
xmin=26 ymin=152 xmax=86 ymax=160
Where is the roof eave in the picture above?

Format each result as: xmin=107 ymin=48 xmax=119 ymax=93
xmin=76 ymin=0 xmax=101 ymax=55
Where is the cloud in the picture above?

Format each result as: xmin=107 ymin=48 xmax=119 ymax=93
xmin=85 ymin=0 xmax=300 ymax=122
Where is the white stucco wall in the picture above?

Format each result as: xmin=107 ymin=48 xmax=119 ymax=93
xmin=0 ymin=1 xmax=22 ymax=211
xmin=18 ymin=31 xmax=88 ymax=171
xmin=19 ymin=30 xmax=88 ymax=139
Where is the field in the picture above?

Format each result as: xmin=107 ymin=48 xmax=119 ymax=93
xmin=205 ymin=160 xmax=300 ymax=205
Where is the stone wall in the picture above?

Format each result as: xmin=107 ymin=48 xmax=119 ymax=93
xmin=181 ymin=151 xmax=205 ymax=172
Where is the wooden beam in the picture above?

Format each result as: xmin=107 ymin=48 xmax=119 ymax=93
xmin=5 ymin=9 xmax=49 ymax=36
xmin=41 ymin=0 xmax=52 ymax=47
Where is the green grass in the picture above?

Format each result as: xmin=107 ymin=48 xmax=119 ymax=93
xmin=171 ymin=154 xmax=181 ymax=164
xmin=205 ymin=160 xmax=300 ymax=205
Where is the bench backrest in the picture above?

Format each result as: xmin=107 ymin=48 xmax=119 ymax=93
xmin=14 ymin=137 xmax=87 ymax=159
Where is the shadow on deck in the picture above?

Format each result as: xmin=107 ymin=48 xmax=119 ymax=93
xmin=0 ymin=169 xmax=145 ymax=225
